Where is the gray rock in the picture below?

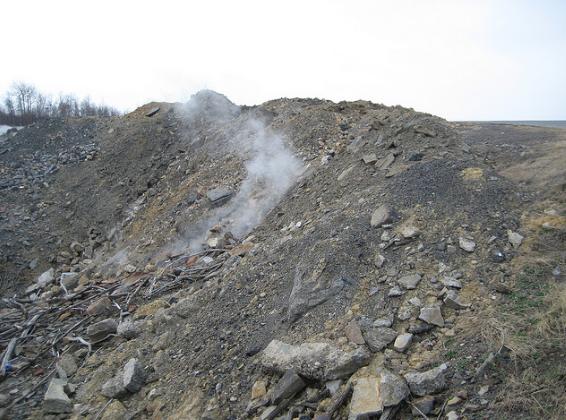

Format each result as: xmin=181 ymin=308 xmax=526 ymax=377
xmin=123 ymin=358 xmax=145 ymax=393
xmin=117 ymin=319 xmax=140 ymax=339
xmin=507 ymin=230 xmax=524 ymax=248
xmin=373 ymin=317 xmax=393 ymax=328
xmin=362 ymin=327 xmax=398 ymax=352
xmin=377 ymin=368 xmax=410 ymax=407
xmin=271 ymin=370 xmax=306 ymax=404
xmin=491 ymin=249 xmax=506 ymax=263
xmin=404 ymin=363 xmax=449 ymax=396
xmin=87 ymin=318 xmax=118 ymax=342
xmin=349 ymin=377 xmax=381 ymax=419
xmin=411 ymin=395 xmax=435 ymax=415
xmin=101 ymin=375 xmax=127 ymax=399
xmin=37 ymin=268 xmax=54 ymax=287
xmin=56 ymin=354 xmax=77 ymax=377
xmin=337 ymin=165 xmax=356 ymax=184
xmin=287 ymin=254 xmax=347 ymax=322
xmin=400 ymin=225 xmax=420 ymax=239
xmin=362 ymin=153 xmax=378 ymax=164
xmin=374 ymin=254 xmax=385 ymax=268
xmin=261 ymin=340 xmax=370 ymax=380
xmin=86 ymin=296 xmax=114 ymax=316
xmin=388 ymin=286 xmax=404 ymax=297
xmin=206 ymin=188 xmax=233 ymax=206
xmin=43 ymin=378 xmax=72 ymax=413
xmin=378 ymin=153 xmax=395 ymax=170
xmin=325 ymin=379 xmax=342 ymax=396
xmin=393 ymin=333 xmax=413 ymax=352
xmin=398 ymin=274 xmax=421 ymax=290
xmin=371 ymin=205 xmax=393 ymax=228
xmin=60 ymin=272 xmax=79 ymax=290
xmin=345 ymin=320 xmax=366 ymax=345
xmin=458 ymin=237 xmax=476 ymax=253
xmin=414 ymin=125 xmax=436 ymax=137
xmin=145 ymin=107 xmax=160 ymax=117
xmin=418 ymin=307 xmax=444 ymax=327
xmin=443 ymin=290 xmax=470 ymax=310
xmin=441 ymin=276 xmax=462 ymax=289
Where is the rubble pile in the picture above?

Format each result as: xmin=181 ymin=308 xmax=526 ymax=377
xmin=0 ymin=92 xmax=564 ymax=419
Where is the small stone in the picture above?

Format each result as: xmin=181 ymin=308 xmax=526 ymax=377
xmin=37 ymin=268 xmax=55 ymax=287
xmin=117 ymin=319 xmax=140 ymax=339
xmin=400 ymin=225 xmax=420 ymax=239
xmin=446 ymin=411 xmax=460 ymax=420
xmin=411 ymin=395 xmax=435 ymax=415
xmin=251 ymin=380 xmax=267 ymax=400
xmin=378 ymin=368 xmax=410 ymax=407
xmin=442 ymin=276 xmax=462 ymax=289
xmin=87 ymin=318 xmax=117 ymax=342
xmin=362 ymin=153 xmax=378 ymax=164
xmin=271 ymin=370 xmax=306 ymax=404
xmin=491 ymin=250 xmax=506 ymax=263
xmin=86 ymin=296 xmax=114 ymax=316
xmin=507 ymin=230 xmax=524 ymax=248
xmin=0 ymin=393 xmax=9 ymax=407
xmin=349 ymin=377 xmax=381 ymax=419
xmin=60 ymin=272 xmax=79 ymax=290
xmin=101 ymin=376 xmax=127 ymax=399
xmin=123 ymin=358 xmax=145 ymax=393
xmin=374 ymin=254 xmax=385 ymax=268
xmin=404 ymin=363 xmax=449 ymax=396
xmin=124 ymin=264 xmax=136 ymax=273
xmin=378 ymin=153 xmax=396 ymax=170
xmin=43 ymin=378 xmax=72 ymax=413
xmin=398 ymin=274 xmax=421 ymax=290
xmin=459 ymin=237 xmax=476 ymax=253
xmin=345 ymin=320 xmax=366 ymax=345
xmin=325 ymin=379 xmax=342 ymax=396
xmin=206 ymin=188 xmax=233 ymax=206
xmin=388 ymin=286 xmax=404 ymax=297
xmin=371 ymin=205 xmax=393 ymax=228
xmin=393 ymin=333 xmax=413 ymax=352
xmin=100 ymin=400 xmax=127 ymax=420
xmin=443 ymin=290 xmax=470 ymax=310
xmin=362 ymin=327 xmax=398 ymax=352
xmin=337 ymin=165 xmax=356 ymax=184
xmin=447 ymin=396 xmax=462 ymax=406
xmin=418 ymin=307 xmax=444 ymax=327
xmin=56 ymin=354 xmax=77 ymax=377
xmin=407 ymin=151 xmax=424 ymax=161
xmin=478 ymin=385 xmax=489 ymax=396
xmin=373 ymin=317 xmax=393 ymax=328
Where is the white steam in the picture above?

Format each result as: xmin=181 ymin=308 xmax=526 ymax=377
xmin=179 ymin=91 xmax=304 ymax=252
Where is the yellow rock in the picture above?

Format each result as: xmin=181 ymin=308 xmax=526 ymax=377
xmin=461 ymin=167 xmax=483 ymax=181
xmin=251 ymin=380 xmax=267 ymax=399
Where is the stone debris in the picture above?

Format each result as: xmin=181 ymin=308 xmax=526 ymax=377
xmin=349 ymin=377 xmax=381 ymax=419
xmin=419 ymin=307 xmax=445 ymax=327
xmin=117 ymin=319 xmax=141 ymax=339
xmin=270 ymin=369 xmax=306 ymax=404
xmin=345 ymin=320 xmax=366 ymax=345
xmin=397 ymin=273 xmax=421 ymax=290
xmin=507 ymin=230 xmax=524 ymax=248
xmin=393 ymin=333 xmax=413 ymax=352
xmin=86 ymin=296 xmax=114 ymax=316
xmin=362 ymin=326 xmax=398 ymax=352
xmin=443 ymin=290 xmax=470 ymax=310
xmin=206 ymin=187 xmax=233 ymax=206
xmin=43 ymin=378 xmax=72 ymax=413
xmin=260 ymin=340 xmax=370 ymax=380
xmin=87 ymin=318 xmax=118 ymax=342
xmin=441 ymin=276 xmax=462 ymax=289
xmin=404 ymin=363 xmax=449 ymax=396
xmin=370 ymin=205 xmax=393 ymax=228
xmin=411 ymin=395 xmax=435 ymax=415
xmin=362 ymin=153 xmax=378 ymax=164
xmin=101 ymin=358 xmax=146 ymax=398
xmin=459 ymin=237 xmax=476 ymax=253
xmin=251 ymin=380 xmax=267 ymax=400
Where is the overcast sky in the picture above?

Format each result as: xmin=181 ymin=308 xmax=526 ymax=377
xmin=2 ymin=0 xmax=565 ymax=120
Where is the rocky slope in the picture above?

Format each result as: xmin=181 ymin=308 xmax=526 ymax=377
xmin=0 ymin=92 xmax=564 ymax=419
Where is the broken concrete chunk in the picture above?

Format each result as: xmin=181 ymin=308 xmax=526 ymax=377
xmin=397 ymin=274 xmax=421 ymax=290
xmin=87 ymin=318 xmax=118 ymax=342
xmin=43 ymin=378 xmax=72 ymax=413
xmin=371 ymin=205 xmax=393 ymax=228
xmin=362 ymin=327 xmax=398 ymax=352
xmin=418 ymin=307 xmax=445 ymax=327
xmin=271 ymin=369 xmax=306 ymax=404
xmin=404 ymin=363 xmax=449 ymax=396
xmin=261 ymin=340 xmax=370 ymax=380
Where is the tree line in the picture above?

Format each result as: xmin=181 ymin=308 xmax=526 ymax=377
xmin=0 ymin=82 xmax=121 ymax=126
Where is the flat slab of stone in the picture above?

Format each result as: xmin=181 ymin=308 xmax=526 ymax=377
xmin=261 ymin=340 xmax=370 ymax=380
xmin=44 ymin=378 xmax=72 ymax=413
xmin=349 ymin=377 xmax=382 ymax=420
xmin=418 ymin=307 xmax=445 ymax=327
xmin=398 ymin=274 xmax=421 ymax=290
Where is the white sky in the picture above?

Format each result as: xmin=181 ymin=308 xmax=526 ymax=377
xmin=1 ymin=0 xmax=565 ymax=120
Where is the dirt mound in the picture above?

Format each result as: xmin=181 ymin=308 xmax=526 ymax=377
xmin=0 ymin=93 xmax=564 ymax=419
